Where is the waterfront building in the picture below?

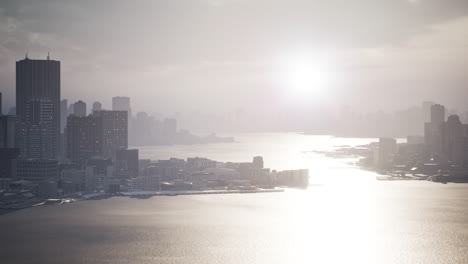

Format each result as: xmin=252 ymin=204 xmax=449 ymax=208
xmin=16 ymin=56 xmax=60 ymax=158
xmin=442 ymin=115 xmax=464 ymax=164
xmin=73 ymin=100 xmax=87 ymax=117
xmin=374 ymin=137 xmax=397 ymax=169
xmin=424 ymin=104 xmax=446 ymax=155
xmin=14 ymin=159 xmax=59 ymax=182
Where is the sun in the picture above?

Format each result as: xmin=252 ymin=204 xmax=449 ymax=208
xmin=288 ymin=62 xmax=329 ymax=96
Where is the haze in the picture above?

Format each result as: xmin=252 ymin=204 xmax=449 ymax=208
xmin=1 ymin=0 xmax=468 ymax=118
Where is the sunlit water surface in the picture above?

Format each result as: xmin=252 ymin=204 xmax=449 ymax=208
xmin=1 ymin=133 xmax=468 ymax=264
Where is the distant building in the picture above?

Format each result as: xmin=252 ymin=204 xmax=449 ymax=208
xmin=112 ymin=96 xmax=131 ymax=113
xmin=14 ymin=159 xmax=59 ymax=182
xmin=73 ymin=100 xmax=87 ymax=117
xmin=16 ymin=56 xmax=60 ymax=158
xmin=424 ymin=104 xmax=446 ymax=155
xmin=253 ymin=156 xmax=264 ymax=169
xmin=0 ymin=148 xmax=20 ymax=178
xmin=162 ymin=118 xmax=177 ymax=143
xmin=60 ymin=99 xmax=68 ymax=133
xmin=92 ymin=101 xmax=102 ymax=112
xmin=407 ymin=135 xmax=424 ymax=145
xmin=374 ymin=138 xmax=397 ymax=169
xmin=442 ymin=115 xmax=464 ymax=163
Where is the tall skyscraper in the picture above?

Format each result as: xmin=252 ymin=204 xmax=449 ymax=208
xmin=73 ymin=100 xmax=87 ymax=117
xmin=16 ymin=55 xmax=60 ymax=158
xmin=17 ymin=99 xmax=55 ymax=159
xmin=92 ymin=101 xmax=102 ymax=112
xmin=91 ymin=110 xmax=128 ymax=159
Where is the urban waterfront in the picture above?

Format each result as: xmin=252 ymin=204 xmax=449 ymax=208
xmin=1 ymin=133 xmax=468 ymax=264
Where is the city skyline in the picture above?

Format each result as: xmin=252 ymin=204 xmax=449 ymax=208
xmin=1 ymin=1 xmax=468 ymax=116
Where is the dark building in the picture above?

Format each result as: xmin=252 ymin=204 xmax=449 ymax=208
xmin=0 ymin=148 xmax=19 ymax=178
xmin=93 ymin=110 xmax=128 ymax=159
xmin=14 ymin=159 xmax=58 ymax=182
xmin=16 ymin=56 xmax=60 ymax=158
xmin=115 ymin=149 xmax=139 ymax=178
xmin=0 ymin=115 xmax=17 ymax=148
xmin=66 ymin=115 xmax=102 ymax=166
xmin=17 ymin=99 xmax=55 ymax=159
xmin=253 ymin=156 xmax=264 ymax=169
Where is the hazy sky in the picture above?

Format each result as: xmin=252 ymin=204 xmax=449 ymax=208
xmin=1 ymin=0 xmax=468 ymax=115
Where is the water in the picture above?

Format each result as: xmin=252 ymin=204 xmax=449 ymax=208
xmin=1 ymin=133 xmax=468 ymax=264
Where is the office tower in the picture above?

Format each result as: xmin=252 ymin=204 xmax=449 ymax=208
xmin=14 ymin=159 xmax=58 ymax=182
xmin=442 ymin=115 xmax=464 ymax=163
xmin=115 ymin=149 xmax=139 ymax=178
xmin=16 ymin=56 xmax=60 ymax=158
xmin=68 ymin=103 xmax=74 ymax=115
xmin=66 ymin=115 xmax=102 ymax=166
xmin=7 ymin=107 xmax=16 ymax=115
xmin=425 ymin=104 xmax=446 ymax=155
xmin=92 ymin=110 xmax=128 ymax=159
xmin=92 ymin=101 xmax=102 ymax=112
xmin=73 ymin=100 xmax=87 ymax=117
xmin=17 ymin=99 xmax=55 ymax=159
xmin=60 ymin=99 xmax=68 ymax=133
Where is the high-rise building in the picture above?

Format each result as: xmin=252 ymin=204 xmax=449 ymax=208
xmin=90 ymin=110 xmax=128 ymax=159
xmin=16 ymin=56 xmax=60 ymax=158
xmin=92 ymin=101 xmax=102 ymax=112
xmin=17 ymin=99 xmax=55 ymax=159
xmin=66 ymin=115 xmax=102 ymax=166
xmin=422 ymin=101 xmax=434 ymax=123
xmin=115 ymin=149 xmax=139 ymax=178
xmin=425 ymin=104 xmax=446 ymax=155
xmin=373 ymin=138 xmax=397 ymax=168
xmin=442 ymin=115 xmax=464 ymax=163
xmin=60 ymin=99 xmax=68 ymax=133
xmin=253 ymin=156 xmax=264 ymax=169
xmin=73 ymin=100 xmax=87 ymax=117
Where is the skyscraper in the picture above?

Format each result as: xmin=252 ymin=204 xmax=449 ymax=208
xmin=442 ymin=115 xmax=464 ymax=163
xmin=425 ymin=104 xmax=446 ymax=155
xmin=16 ymin=55 xmax=60 ymax=158
xmin=112 ymin=96 xmax=131 ymax=114
xmin=73 ymin=100 xmax=87 ymax=117
xmin=17 ymin=99 xmax=55 ymax=159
